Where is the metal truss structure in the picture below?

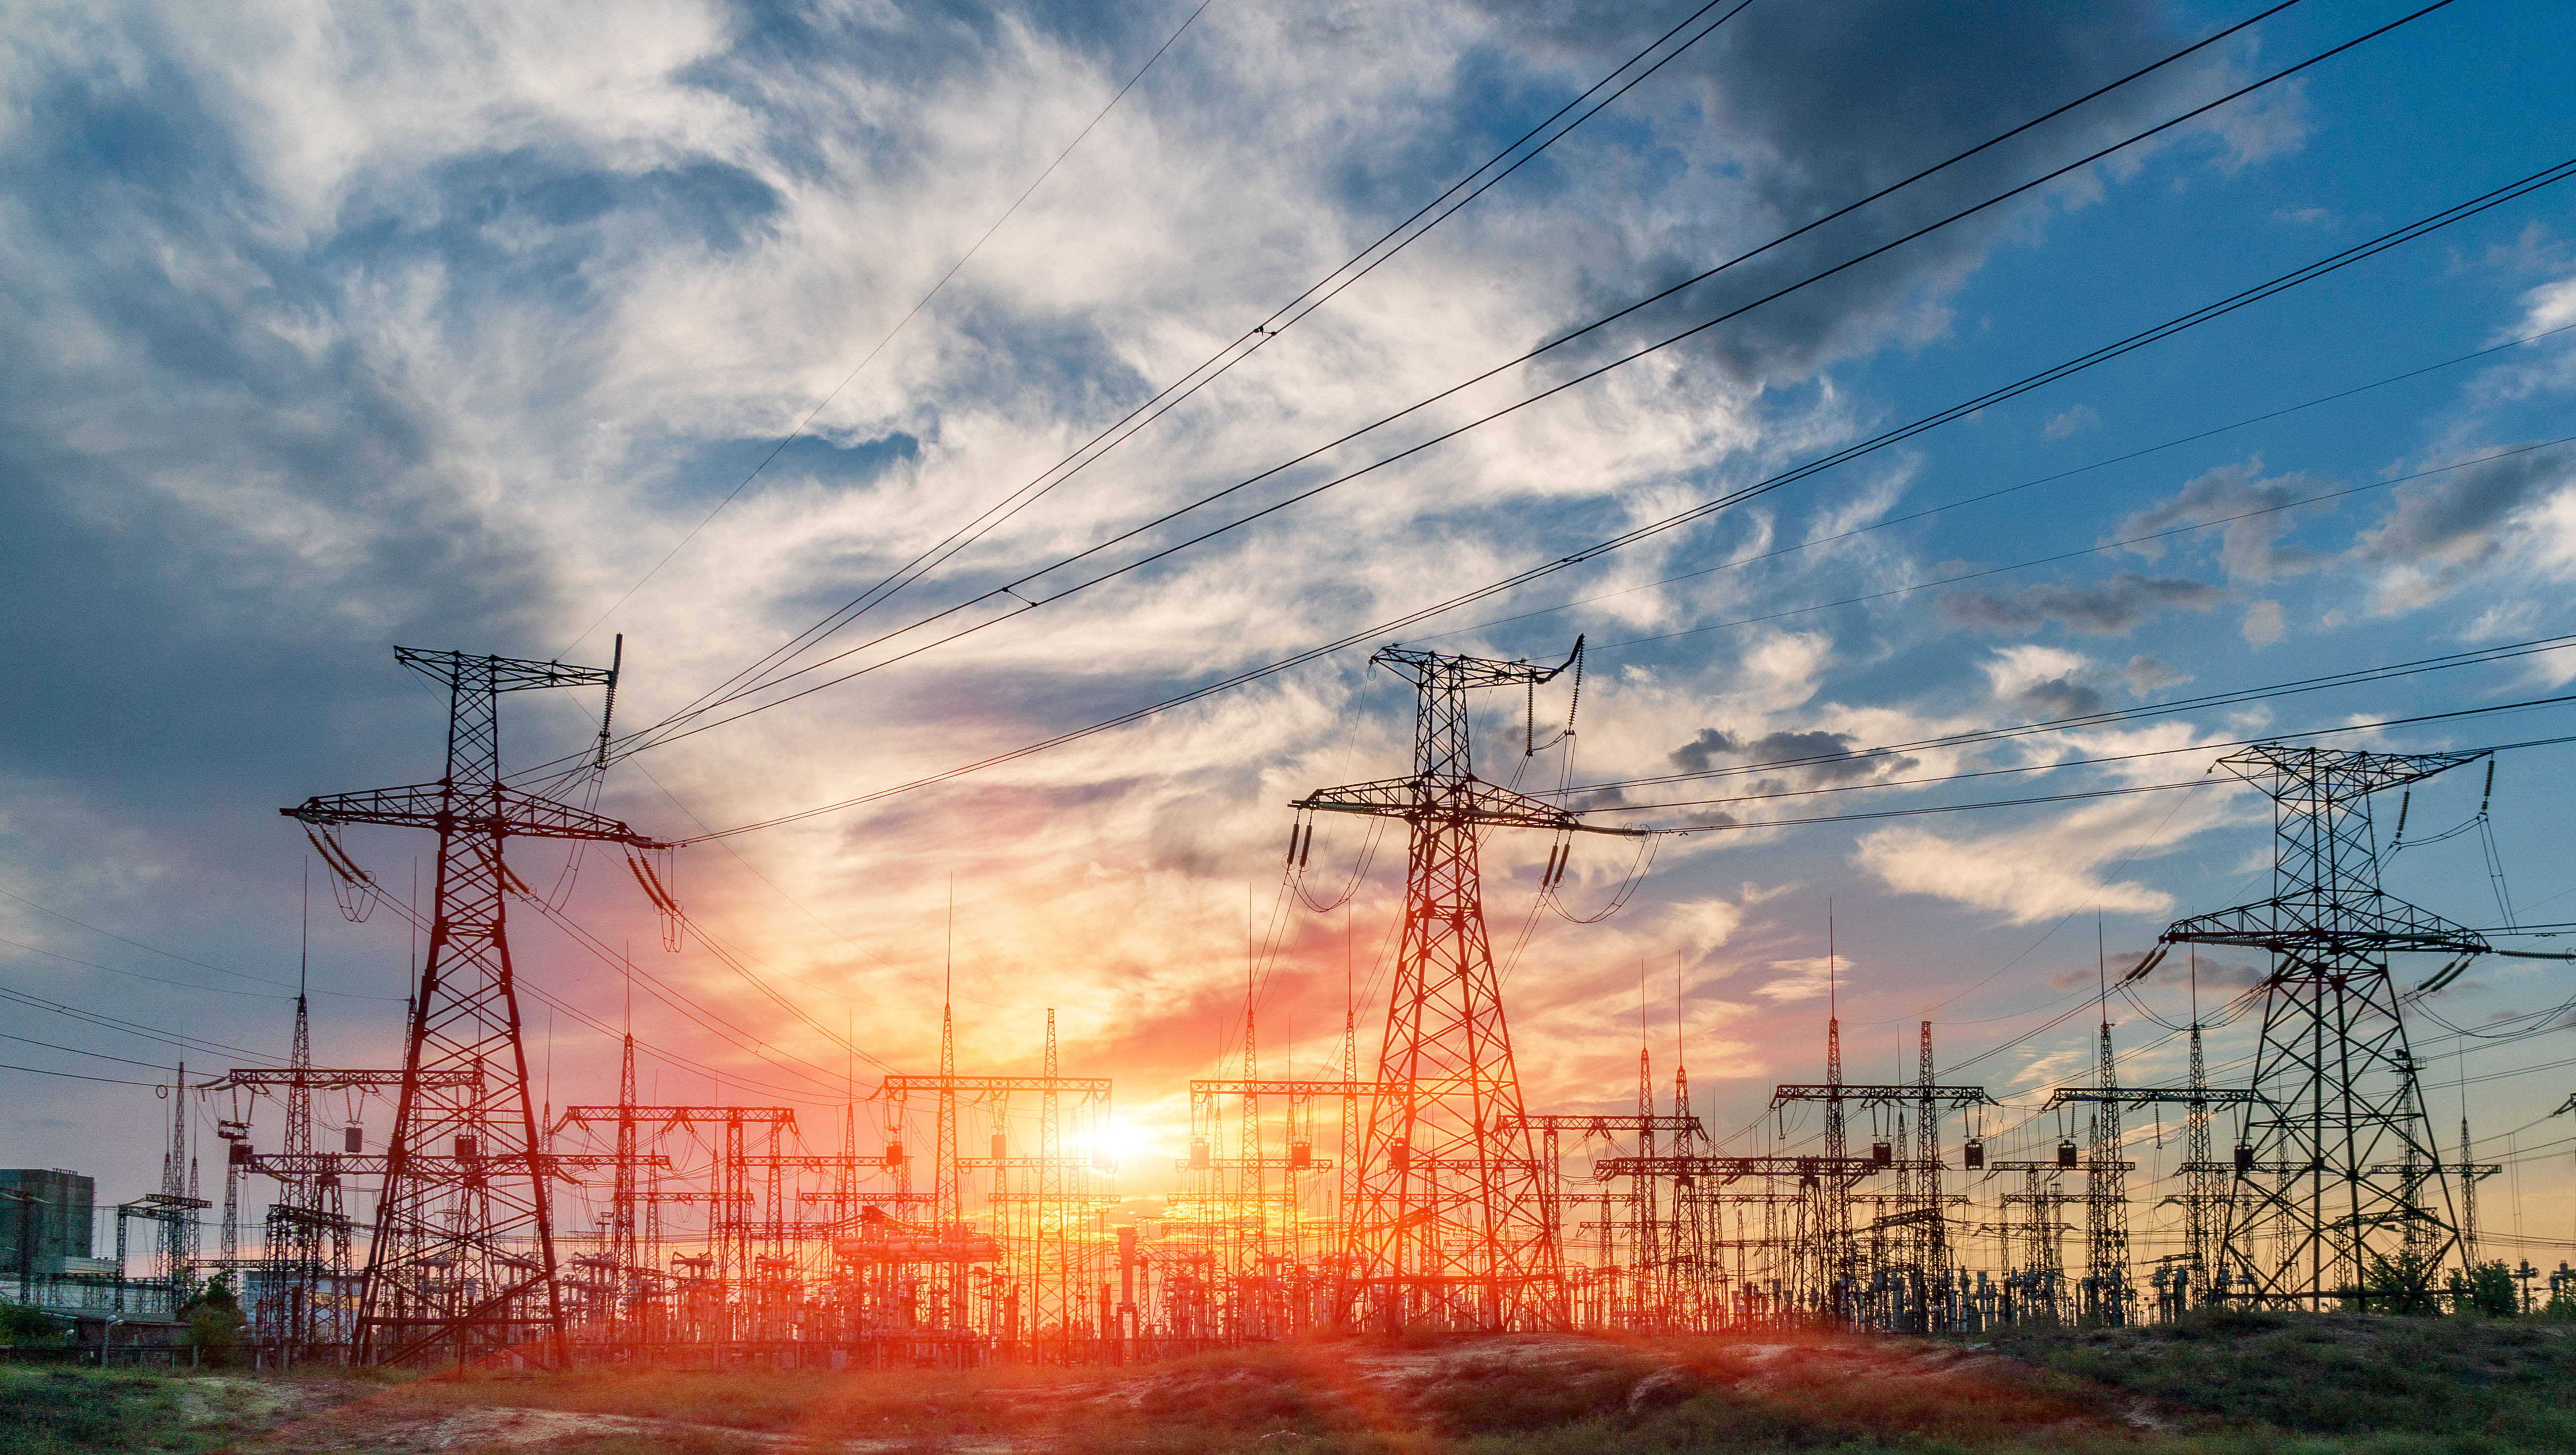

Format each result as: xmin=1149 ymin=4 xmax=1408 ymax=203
xmin=282 ymin=643 xmax=667 ymax=1367
xmin=2160 ymin=744 xmax=2488 ymax=1308
xmin=1292 ymin=639 xmax=1643 ymax=1331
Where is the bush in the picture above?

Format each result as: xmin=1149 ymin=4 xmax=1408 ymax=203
xmin=2355 ymin=1248 xmax=2443 ymax=1316
xmin=180 ymin=1272 xmax=247 ymax=1367
xmin=0 ymin=1301 xmax=67 ymax=1346
xmin=2449 ymin=1260 xmax=2519 ymax=1318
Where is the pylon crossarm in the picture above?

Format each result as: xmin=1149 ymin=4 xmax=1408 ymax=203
xmin=394 ymin=646 xmax=616 ymax=694
xmin=1496 ymin=1113 xmax=1704 ymax=1137
xmin=1771 ymin=1083 xmax=1996 ymax=1109
xmin=2163 ymin=901 xmax=2488 ymax=958
xmin=1190 ymin=1079 xmax=1408 ymax=1096
xmin=1592 ymin=1155 xmax=1878 ymax=1184
xmin=2044 ymin=1086 xmax=2262 ymax=1110
xmin=1293 ymin=777 xmax=1647 ymax=836
xmin=877 ymin=1075 xmax=1111 ymax=1096
xmin=281 ymin=784 xmax=670 ymax=848
xmin=1372 ymin=642 xmax=1577 ymax=689
xmin=211 ymin=1068 xmax=476 ymax=1093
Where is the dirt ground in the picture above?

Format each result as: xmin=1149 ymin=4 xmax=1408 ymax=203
xmin=123 ymin=1332 xmax=2157 ymax=1454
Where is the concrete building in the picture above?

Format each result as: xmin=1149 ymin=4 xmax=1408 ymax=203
xmin=0 ymin=1168 xmax=95 ymax=1280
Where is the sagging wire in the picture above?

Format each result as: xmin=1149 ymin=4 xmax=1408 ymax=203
xmin=627 ymin=848 xmax=685 ymax=953
xmin=1525 ymin=639 xmax=1585 ymax=757
xmin=1540 ymin=831 xmax=1660 ymax=925
xmin=2478 ymin=759 xmax=2518 ymax=930
xmin=1287 ymin=813 xmax=1385 ymax=913
xmin=303 ymin=824 xmax=380 ymax=924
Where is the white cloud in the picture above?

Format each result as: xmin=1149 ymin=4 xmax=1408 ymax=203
xmin=1850 ymin=777 xmax=2244 ymax=924
xmin=2043 ymin=403 xmax=2096 ymax=439
xmin=2240 ymin=599 xmax=2285 ymax=647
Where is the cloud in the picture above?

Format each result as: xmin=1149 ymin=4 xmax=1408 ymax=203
xmin=2354 ymin=443 xmax=2576 ymax=612
xmin=2120 ymin=654 xmax=2191 ymax=694
xmin=1851 ymin=754 xmax=2245 ymax=923
xmin=0 ymin=0 xmax=2376 ymax=1197
xmin=1939 ymin=573 xmax=2230 ymax=636
xmin=2117 ymin=461 xmax=2333 ymax=582
xmin=2043 ymin=403 xmax=2097 ymax=439
xmin=1666 ymin=727 xmax=1912 ymax=783
xmin=2240 ymin=599 xmax=2285 ymax=647
xmin=1751 ymin=955 xmax=1838 ymax=1003
xmin=1856 ymin=818 xmax=2177 ymax=923
xmin=1463 ymin=0 xmax=2261 ymax=386
xmin=2011 ymin=675 xmax=2105 ymax=719
xmin=2271 ymin=206 xmax=2334 ymax=229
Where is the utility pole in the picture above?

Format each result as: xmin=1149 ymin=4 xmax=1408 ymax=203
xmin=282 ymin=642 xmax=667 ymax=1367
xmin=1292 ymin=639 xmax=1644 ymax=1331
xmin=2160 ymin=744 xmax=2486 ymax=1309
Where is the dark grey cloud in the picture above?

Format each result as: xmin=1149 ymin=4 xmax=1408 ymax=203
xmin=2117 ymin=461 xmax=2332 ymax=582
xmin=2354 ymin=442 xmax=2576 ymax=604
xmin=1465 ymin=0 xmax=2250 ymax=387
xmin=1938 ymin=573 xmax=2230 ymax=636
xmin=2009 ymin=675 xmax=2106 ymax=720
xmin=2120 ymin=654 xmax=2192 ymax=695
xmin=1667 ymin=727 xmax=1911 ymax=783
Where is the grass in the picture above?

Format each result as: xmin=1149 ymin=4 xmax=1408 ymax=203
xmin=1973 ymin=1308 xmax=2576 ymax=1452
xmin=11 ymin=1315 xmax=2576 ymax=1453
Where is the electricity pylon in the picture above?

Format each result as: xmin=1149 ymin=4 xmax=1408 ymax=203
xmin=1292 ymin=639 xmax=1645 ymax=1331
xmin=283 ymin=645 xmax=667 ymax=1367
xmin=2160 ymin=744 xmax=2488 ymax=1308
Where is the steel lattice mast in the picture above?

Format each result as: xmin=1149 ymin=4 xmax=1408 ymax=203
xmin=2160 ymin=743 xmax=2487 ymax=1308
xmin=1293 ymin=639 xmax=1643 ymax=1331
xmin=283 ymin=644 xmax=667 ymax=1367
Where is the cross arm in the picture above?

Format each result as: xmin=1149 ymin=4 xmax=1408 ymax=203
xmin=395 ymin=646 xmax=616 ymax=694
xmin=1292 ymin=776 xmax=1649 ymax=836
xmin=2043 ymin=1086 xmax=2262 ymax=1110
xmin=2160 ymin=899 xmax=2486 ymax=958
xmin=1769 ymin=1083 xmax=1996 ymax=1108
xmin=282 ymin=783 xmax=671 ymax=848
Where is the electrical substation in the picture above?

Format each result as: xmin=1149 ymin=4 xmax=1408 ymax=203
xmin=12 ymin=632 xmax=2570 ymax=1371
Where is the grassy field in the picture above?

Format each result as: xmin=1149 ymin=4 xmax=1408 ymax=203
xmin=4 ymin=1312 xmax=2573 ymax=1454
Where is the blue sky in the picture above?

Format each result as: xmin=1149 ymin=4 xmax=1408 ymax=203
xmin=7 ymin=0 xmax=2576 ymax=1263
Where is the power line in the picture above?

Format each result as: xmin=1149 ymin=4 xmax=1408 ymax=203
xmin=1423 ymin=321 xmax=2576 ymax=644
xmin=0 ymin=885 xmax=402 ymax=1000
xmin=0 ymin=980 xmax=284 ymax=1067
xmin=1585 ymin=437 xmax=2573 ymax=657
xmin=645 ymin=0 xmax=1773 ymax=736
xmin=0 ymin=1061 xmax=167 ymax=1088
xmin=617 ymin=0 xmax=2341 ymax=758
xmin=1603 ymin=689 xmax=2576 ymax=821
xmin=0 ymin=1028 xmax=220 ymax=1075
xmin=662 ymin=160 xmax=2576 ymax=841
xmin=1579 ymin=629 xmax=2576 ymax=796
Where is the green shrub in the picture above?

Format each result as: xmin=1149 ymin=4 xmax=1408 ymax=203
xmin=179 ymin=1271 xmax=247 ymax=1367
xmin=2449 ymin=1260 xmax=2519 ymax=1318
xmin=0 ymin=1300 xmax=66 ymax=1345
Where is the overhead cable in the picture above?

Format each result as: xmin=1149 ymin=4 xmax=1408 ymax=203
xmin=617 ymin=0 xmax=2348 ymax=758
xmin=561 ymin=0 xmax=1225 ymax=655
xmin=668 ymin=169 xmax=2576 ymax=838
xmin=644 ymin=0 xmax=1776 ymax=735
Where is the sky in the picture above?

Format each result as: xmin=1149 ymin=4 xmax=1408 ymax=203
xmin=7 ymin=0 xmax=2576 ymax=1266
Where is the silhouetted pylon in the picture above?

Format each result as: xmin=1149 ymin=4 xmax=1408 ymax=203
xmin=1291 ymin=639 xmax=1645 ymax=1330
xmin=284 ymin=644 xmax=666 ymax=1366
xmin=2160 ymin=743 xmax=2487 ymax=1308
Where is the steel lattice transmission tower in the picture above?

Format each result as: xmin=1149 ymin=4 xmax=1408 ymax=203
xmin=2160 ymin=743 xmax=2487 ymax=1308
xmin=1293 ymin=639 xmax=1644 ymax=1331
xmin=283 ymin=645 xmax=668 ymax=1367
